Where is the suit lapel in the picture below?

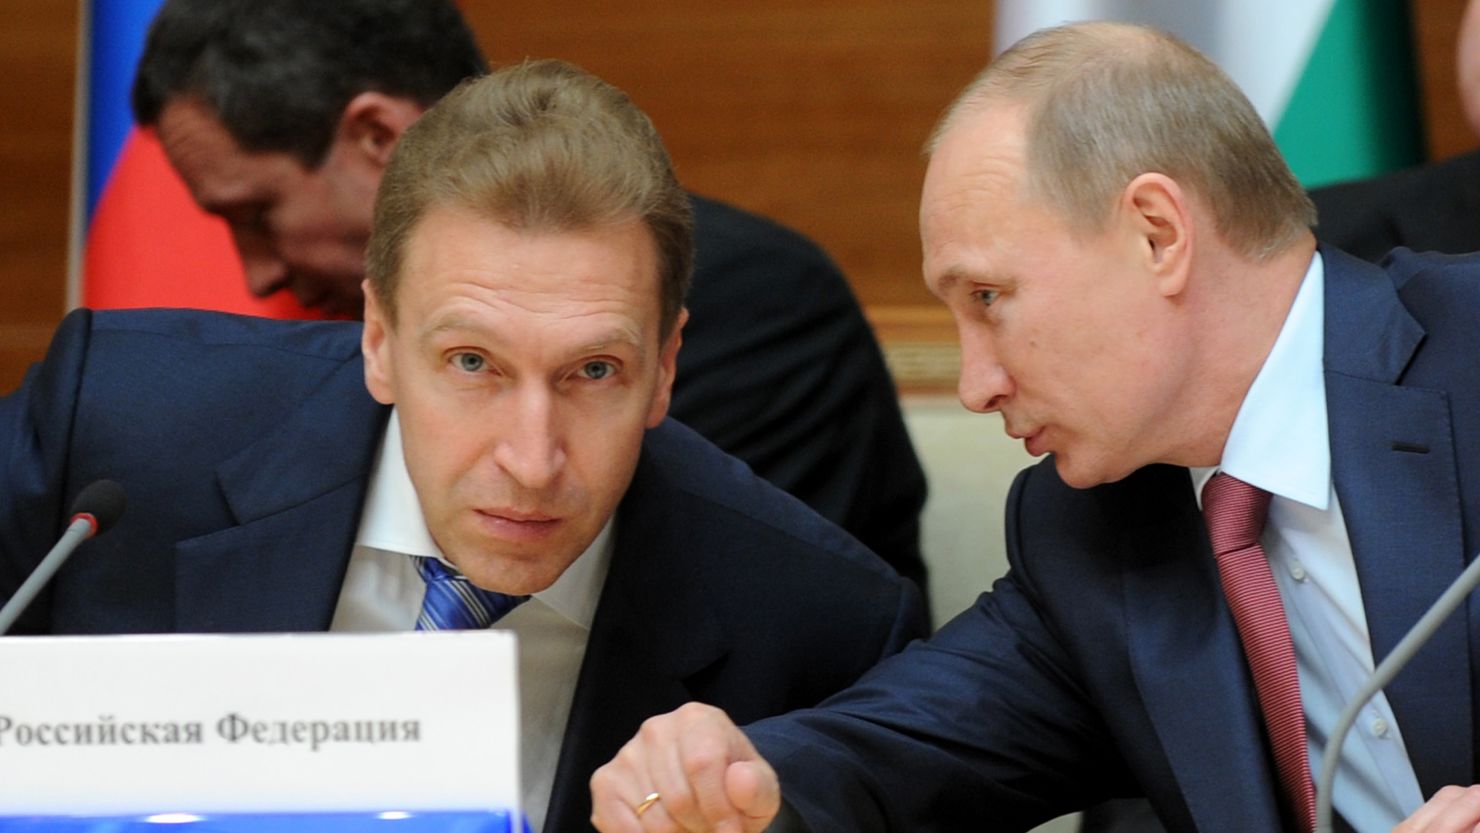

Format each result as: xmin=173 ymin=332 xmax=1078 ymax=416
xmin=1127 ymin=250 xmax=1472 ymax=823
xmin=174 ymin=356 xmax=390 ymax=632
xmin=1322 ymin=247 xmax=1471 ymax=797
xmin=543 ymin=444 xmax=728 ymax=833
xmin=1117 ymin=467 xmax=1287 ymax=833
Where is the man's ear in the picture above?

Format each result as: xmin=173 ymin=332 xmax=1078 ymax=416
xmin=1120 ymin=172 xmax=1193 ymax=298
xmin=362 ymin=279 xmax=397 ymax=405
xmin=337 ymin=92 xmax=425 ymax=168
xmin=645 ymin=308 xmax=688 ymax=428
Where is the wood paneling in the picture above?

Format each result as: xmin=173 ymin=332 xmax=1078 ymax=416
xmin=1414 ymin=0 xmax=1477 ymax=161
xmin=467 ymin=1 xmax=991 ymax=311
xmin=0 ymin=1 xmax=75 ymax=391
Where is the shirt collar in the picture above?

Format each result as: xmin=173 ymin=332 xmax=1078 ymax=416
xmin=354 ymin=409 xmax=612 ymax=629
xmin=1191 ymin=251 xmax=1329 ymax=510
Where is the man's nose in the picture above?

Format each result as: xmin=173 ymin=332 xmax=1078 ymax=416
xmin=239 ymin=250 xmax=290 ymax=298
xmin=492 ymin=388 xmax=565 ymax=490
xmin=957 ymin=331 xmax=1013 ymax=414
xmin=228 ymin=226 xmax=290 ymax=298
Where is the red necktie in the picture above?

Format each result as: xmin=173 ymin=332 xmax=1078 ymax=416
xmin=1203 ymin=472 xmax=1316 ymax=833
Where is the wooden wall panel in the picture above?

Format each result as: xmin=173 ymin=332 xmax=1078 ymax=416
xmin=1414 ymin=0 xmax=1477 ymax=161
xmin=466 ymin=1 xmax=991 ymax=313
xmin=0 ymin=1 xmax=75 ymax=391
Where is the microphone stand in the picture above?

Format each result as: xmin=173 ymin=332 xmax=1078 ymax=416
xmin=1315 ymin=552 xmax=1480 ymax=833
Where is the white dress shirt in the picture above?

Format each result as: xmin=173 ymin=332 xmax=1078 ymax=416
xmin=329 ymin=411 xmax=612 ymax=833
xmin=1189 ymin=251 xmax=1424 ymax=832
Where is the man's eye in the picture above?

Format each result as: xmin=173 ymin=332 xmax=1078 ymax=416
xmin=453 ymin=353 xmax=486 ymax=372
xmin=974 ymin=289 xmax=1000 ymax=306
xmin=580 ymin=361 xmax=615 ymax=380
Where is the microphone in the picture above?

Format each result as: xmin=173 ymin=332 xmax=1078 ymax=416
xmin=1314 ymin=551 xmax=1480 ymax=832
xmin=0 ymin=480 xmax=127 ymax=635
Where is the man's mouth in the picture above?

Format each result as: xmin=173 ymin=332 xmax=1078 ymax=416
xmin=1008 ymin=425 xmax=1048 ymax=457
xmin=473 ymin=508 xmax=562 ymax=542
xmin=481 ymin=508 xmax=558 ymax=523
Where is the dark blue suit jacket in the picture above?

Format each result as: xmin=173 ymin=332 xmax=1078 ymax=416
xmin=746 ymin=246 xmax=1480 ymax=833
xmin=0 ymin=309 xmax=927 ymax=833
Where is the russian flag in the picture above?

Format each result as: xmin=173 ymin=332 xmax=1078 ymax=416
xmin=72 ymin=0 xmax=320 ymax=318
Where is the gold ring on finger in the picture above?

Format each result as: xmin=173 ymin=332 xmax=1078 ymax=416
xmin=634 ymin=791 xmax=661 ymax=817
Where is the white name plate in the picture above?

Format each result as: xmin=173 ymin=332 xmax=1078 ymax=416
xmin=0 ymin=632 xmax=520 ymax=816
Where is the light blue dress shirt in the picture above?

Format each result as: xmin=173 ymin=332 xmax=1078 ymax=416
xmin=329 ymin=410 xmax=611 ymax=833
xmin=1190 ymin=252 xmax=1424 ymax=832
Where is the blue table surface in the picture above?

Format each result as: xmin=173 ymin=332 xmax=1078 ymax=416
xmin=0 ymin=812 xmax=525 ymax=833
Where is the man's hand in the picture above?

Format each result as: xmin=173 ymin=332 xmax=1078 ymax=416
xmin=1393 ymin=785 xmax=1480 ymax=832
xmin=590 ymin=702 xmax=782 ymax=833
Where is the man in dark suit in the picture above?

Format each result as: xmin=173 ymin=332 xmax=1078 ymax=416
xmin=0 ymin=62 xmax=926 ymax=833
xmin=130 ymin=0 xmax=928 ymax=596
xmin=587 ymin=22 xmax=1480 ymax=833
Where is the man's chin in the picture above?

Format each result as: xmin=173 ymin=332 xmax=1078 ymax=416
xmin=445 ymin=544 xmax=574 ymax=596
xmin=1053 ymin=453 xmax=1138 ymax=490
xmin=435 ymin=506 xmax=604 ymax=595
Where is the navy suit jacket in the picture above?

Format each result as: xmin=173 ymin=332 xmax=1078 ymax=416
xmin=0 ymin=309 xmax=928 ymax=833
xmin=746 ymin=246 xmax=1480 ymax=833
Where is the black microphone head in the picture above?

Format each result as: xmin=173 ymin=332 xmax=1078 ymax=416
xmin=69 ymin=479 xmax=127 ymax=536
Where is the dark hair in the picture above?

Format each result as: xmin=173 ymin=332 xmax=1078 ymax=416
xmin=366 ymin=60 xmax=694 ymax=338
xmin=131 ymin=0 xmax=488 ymax=167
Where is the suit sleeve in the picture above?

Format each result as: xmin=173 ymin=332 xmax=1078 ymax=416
xmin=872 ymin=559 xmax=929 ymax=661
xmin=1308 ymin=150 xmax=1480 ymax=263
xmin=1309 ymin=178 xmax=1406 ymax=263
xmin=673 ymin=196 xmax=928 ymax=594
xmin=744 ymin=466 xmax=1129 ymax=833
xmin=0 ymin=309 xmax=95 ymax=633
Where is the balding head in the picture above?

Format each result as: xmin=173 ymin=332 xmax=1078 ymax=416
xmin=930 ymin=22 xmax=1313 ymax=261
xmin=920 ymin=22 xmax=1319 ymax=486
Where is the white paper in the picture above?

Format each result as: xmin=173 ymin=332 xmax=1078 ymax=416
xmin=0 ymin=632 xmax=520 ymax=815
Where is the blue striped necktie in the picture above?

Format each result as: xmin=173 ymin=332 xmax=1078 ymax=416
xmin=413 ymin=556 xmax=528 ymax=631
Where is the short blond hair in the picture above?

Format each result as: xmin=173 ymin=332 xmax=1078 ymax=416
xmin=366 ymin=59 xmax=693 ymax=336
xmin=931 ymin=22 xmax=1314 ymax=260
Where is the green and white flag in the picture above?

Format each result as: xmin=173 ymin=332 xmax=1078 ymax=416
xmin=993 ymin=0 xmax=1423 ymax=187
